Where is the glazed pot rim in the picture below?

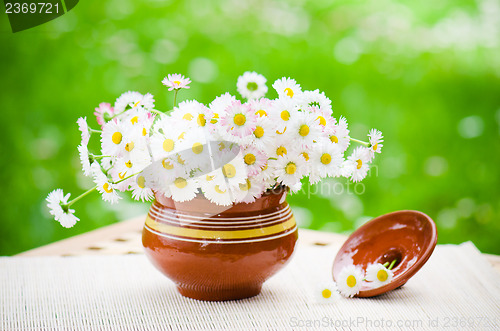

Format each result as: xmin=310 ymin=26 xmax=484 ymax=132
xmin=153 ymin=186 xmax=289 ymax=214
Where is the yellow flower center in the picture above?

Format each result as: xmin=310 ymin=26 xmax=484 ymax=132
xmin=192 ymin=142 xmax=203 ymax=154
xmin=174 ymin=80 xmax=181 ymax=86
xmin=103 ymin=183 xmax=113 ymax=193
xmin=125 ymin=160 xmax=132 ymax=168
xmin=197 ymin=114 xmax=206 ymax=127
xmin=377 ymin=269 xmax=388 ymax=282
xmin=118 ymin=172 xmax=126 ymax=179
xmin=133 ymin=101 xmax=141 ymax=108
xmin=284 ymin=87 xmax=294 ymax=98
xmin=182 ymin=113 xmax=193 ymax=121
xmin=321 ymin=289 xmax=332 ymax=299
xmin=125 ymin=142 xmax=134 ymax=152
xmin=130 ymin=116 xmax=139 ymax=125
xmin=163 ymin=139 xmax=174 ymax=152
xmin=174 ymin=177 xmax=187 ymax=188
xmin=299 ymin=124 xmax=310 ymax=137
xmin=142 ymin=128 xmax=147 ymax=136
xmin=112 ymin=132 xmax=122 ymax=144
xmin=276 ymin=146 xmax=287 ymax=156
xmin=280 ymin=110 xmax=290 ymax=121
xmin=239 ymin=179 xmax=251 ymax=191
xmin=222 ymin=164 xmax=236 ymax=178
xmin=244 ymin=153 xmax=256 ymax=165
xmin=254 ymin=126 xmax=264 ymax=138
xmin=137 ymin=175 xmax=146 ymax=189
xmin=317 ymin=116 xmax=326 ymax=126
xmin=206 ymin=175 xmax=214 ymax=181
xmin=233 ymin=114 xmax=246 ymax=126
xmin=301 ymin=152 xmax=310 ymax=161
xmin=178 ymin=132 xmax=185 ymax=140
xmin=346 ymin=275 xmax=357 ymax=288
xmin=321 ymin=153 xmax=331 ymax=165
xmin=218 ymin=142 xmax=225 ymax=151
xmin=256 ymin=109 xmax=267 ymax=117
xmin=162 ymin=159 xmax=174 ymax=169
xmin=330 ymin=135 xmax=338 ymax=143
xmin=214 ymin=185 xmax=226 ymax=194
xmin=356 ymin=159 xmax=363 ymax=169
xmin=285 ymin=162 xmax=296 ymax=175
xmin=276 ymin=127 xmax=287 ymax=135
xmin=373 ymin=143 xmax=378 ymax=151
xmin=177 ymin=155 xmax=185 ymax=165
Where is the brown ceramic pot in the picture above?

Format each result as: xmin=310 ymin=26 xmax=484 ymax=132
xmin=142 ymin=187 xmax=298 ymax=301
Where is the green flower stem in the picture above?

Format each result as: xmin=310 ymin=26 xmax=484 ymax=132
xmin=173 ymin=89 xmax=179 ymax=108
xmin=112 ymin=171 xmax=142 ymax=185
xmin=66 ymin=186 xmax=97 ymax=208
xmin=349 ymin=137 xmax=370 ymax=147
xmin=388 ymin=259 xmax=397 ymax=270
xmin=383 ymin=262 xmax=390 ymax=268
xmin=89 ymin=128 xmax=102 ymax=133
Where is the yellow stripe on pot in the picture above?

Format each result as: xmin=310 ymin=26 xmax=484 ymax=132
xmin=145 ymin=215 xmax=296 ymax=240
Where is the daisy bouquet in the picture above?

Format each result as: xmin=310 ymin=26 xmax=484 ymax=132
xmin=47 ymin=72 xmax=384 ymax=228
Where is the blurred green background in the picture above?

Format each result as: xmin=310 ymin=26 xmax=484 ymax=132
xmin=1 ymin=0 xmax=499 ymax=256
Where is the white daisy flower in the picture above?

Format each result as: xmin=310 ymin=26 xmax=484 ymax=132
xmin=236 ymin=71 xmax=268 ymax=100
xmin=309 ymin=105 xmax=336 ymax=130
xmin=170 ymin=100 xmax=212 ymax=129
xmin=101 ymin=119 xmax=129 ymax=157
xmin=169 ymin=175 xmax=199 ymax=202
xmin=77 ymin=144 xmax=94 ymax=177
xmin=108 ymin=160 xmax=134 ymax=192
xmin=249 ymin=98 xmax=274 ymax=118
xmin=315 ymin=281 xmax=339 ymax=302
xmin=143 ymin=157 xmax=186 ymax=197
xmin=114 ymin=91 xmax=150 ymax=113
xmin=208 ymin=93 xmax=237 ymax=123
xmin=298 ymin=89 xmax=332 ymax=116
xmin=94 ymin=102 xmax=115 ymax=127
xmin=288 ymin=112 xmax=322 ymax=149
xmin=219 ymin=153 xmax=248 ymax=187
xmin=308 ymin=140 xmax=343 ymax=184
xmin=272 ymin=153 xmax=306 ymax=189
xmin=162 ymin=73 xmax=191 ymax=91
xmin=325 ymin=116 xmax=350 ymax=152
xmin=337 ymin=265 xmax=364 ymax=298
xmin=175 ymin=128 xmax=211 ymax=174
xmin=250 ymin=115 xmax=276 ymax=151
xmin=366 ymin=263 xmax=394 ymax=288
xmin=272 ymin=77 xmax=302 ymax=99
xmin=220 ymin=100 xmax=258 ymax=140
xmin=150 ymin=117 xmax=184 ymax=161
xmin=200 ymin=169 xmax=234 ymax=206
xmin=130 ymin=174 xmax=154 ymax=202
xmin=77 ymin=117 xmax=90 ymax=146
xmin=46 ymin=189 xmax=79 ymax=228
xmin=232 ymin=177 xmax=266 ymax=204
xmin=269 ymin=97 xmax=299 ymax=134
xmin=241 ymin=145 xmax=267 ymax=176
xmin=265 ymin=134 xmax=291 ymax=159
xmin=344 ymin=146 xmax=371 ymax=182
xmin=367 ymin=129 xmax=384 ymax=159
xmin=91 ymin=163 xmax=121 ymax=204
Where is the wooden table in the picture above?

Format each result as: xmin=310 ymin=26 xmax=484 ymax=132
xmin=17 ymin=216 xmax=500 ymax=274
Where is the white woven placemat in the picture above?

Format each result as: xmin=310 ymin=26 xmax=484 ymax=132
xmin=1 ymin=242 xmax=499 ymax=330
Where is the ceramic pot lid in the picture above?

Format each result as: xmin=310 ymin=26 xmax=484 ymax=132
xmin=332 ymin=210 xmax=438 ymax=298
